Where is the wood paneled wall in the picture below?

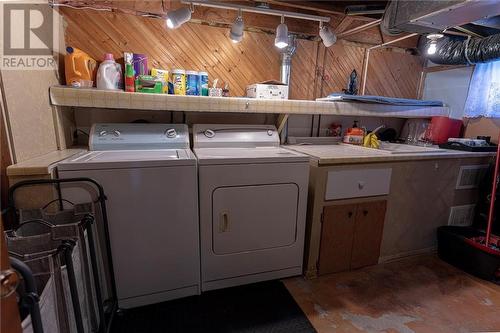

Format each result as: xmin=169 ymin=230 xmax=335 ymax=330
xmin=365 ymin=49 xmax=424 ymax=99
xmin=464 ymin=118 xmax=500 ymax=144
xmin=321 ymin=44 xmax=365 ymax=96
xmin=61 ymin=8 xmax=423 ymax=101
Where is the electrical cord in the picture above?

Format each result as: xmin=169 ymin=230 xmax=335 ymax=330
xmin=77 ymin=129 xmax=89 ymax=137
xmin=49 ymin=0 xmax=164 ymax=19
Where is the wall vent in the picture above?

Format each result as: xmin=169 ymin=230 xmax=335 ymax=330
xmin=448 ymin=204 xmax=476 ymax=227
xmin=455 ymin=165 xmax=489 ymax=190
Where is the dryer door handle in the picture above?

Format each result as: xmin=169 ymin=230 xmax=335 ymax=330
xmin=219 ymin=211 xmax=230 ymax=233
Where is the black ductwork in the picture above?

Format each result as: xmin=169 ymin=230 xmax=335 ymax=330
xmin=428 ymin=33 xmax=500 ymax=65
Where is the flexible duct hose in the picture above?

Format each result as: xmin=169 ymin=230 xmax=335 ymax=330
xmin=428 ymin=33 xmax=500 ymax=65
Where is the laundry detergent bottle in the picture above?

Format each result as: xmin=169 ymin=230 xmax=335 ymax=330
xmin=96 ymin=53 xmax=122 ymax=90
xmin=64 ymin=46 xmax=97 ymax=87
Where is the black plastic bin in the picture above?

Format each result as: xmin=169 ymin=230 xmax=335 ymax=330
xmin=437 ymin=226 xmax=499 ymax=283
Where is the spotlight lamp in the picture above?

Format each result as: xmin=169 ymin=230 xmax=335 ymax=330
xmin=275 ymin=15 xmax=289 ymax=49
xmin=319 ymin=22 xmax=336 ymax=47
xmin=426 ymin=33 xmax=444 ymax=55
xmin=166 ymin=7 xmax=192 ymax=29
xmin=230 ymin=9 xmax=244 ymax=43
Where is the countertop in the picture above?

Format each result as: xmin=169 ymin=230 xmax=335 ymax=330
xmin=285 ymin=143 xmax=496 ymax=166
xmin=7 ymin=148 xmax=86 ymax=176
xmin=6 ymin=145 xmax=495 ymax=175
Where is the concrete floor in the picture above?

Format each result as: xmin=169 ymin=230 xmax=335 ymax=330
xmin=285 ymin=255 xmax=500 ymax=333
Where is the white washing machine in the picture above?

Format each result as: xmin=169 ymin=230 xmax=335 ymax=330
xmin=57 ymin=123 xmax=200 ymax=309
xmin=193 ymin=124 xmax=310 ymax=291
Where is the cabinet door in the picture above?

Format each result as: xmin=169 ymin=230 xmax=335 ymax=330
xmin=351 ymin=200 xmax=387 ymax=269
xmin=318 ymin=204 xmax=357 ymax=275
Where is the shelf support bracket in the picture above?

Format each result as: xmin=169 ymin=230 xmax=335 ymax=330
xmin=277 ymin=113 xmax=289 ymax=142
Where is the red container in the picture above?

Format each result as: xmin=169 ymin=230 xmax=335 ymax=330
xmin=429 ymin=116 xmax=463 ymax=144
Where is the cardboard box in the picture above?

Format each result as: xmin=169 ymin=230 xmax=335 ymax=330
xmin=246 ymin=80 xmax=289 ymax=100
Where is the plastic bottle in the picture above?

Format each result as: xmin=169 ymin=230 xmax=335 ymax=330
xmin=125 ymin=63 xmax=135 ymax=92
xmin=96 ymin=53 xmax=122 ymax=90
xmin=64 ymin=46 xmax=97 ymax=87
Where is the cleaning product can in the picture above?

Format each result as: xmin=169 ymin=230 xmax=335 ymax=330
xmin=199 ymin=71 xmax=209 ymax=96
xmin=171 ymin=69 xmax=186 ymax=95
xmin=125 ymin=63 xmax=135 ymax=92
xmin=186 ymin=71 xmax=199 ymax=96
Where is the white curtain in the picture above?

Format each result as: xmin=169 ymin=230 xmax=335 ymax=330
xmin=463 ymin=60 xmax=500 ymax=118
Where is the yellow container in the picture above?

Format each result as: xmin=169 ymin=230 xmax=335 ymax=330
xmin=64 ymin=47 xmax=97 ymax=87
xmin=151 ymin=68 xmax=169 ymax=94
xmin=171 ymin=69 xmax=186 ymax=95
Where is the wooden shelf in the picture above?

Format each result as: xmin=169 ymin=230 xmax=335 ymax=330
xmin=50 ymin=86 xmax=449 ymax=118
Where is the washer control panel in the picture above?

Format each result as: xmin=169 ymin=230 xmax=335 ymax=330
xmin=89 ymin=123 xmax=189 ymax=151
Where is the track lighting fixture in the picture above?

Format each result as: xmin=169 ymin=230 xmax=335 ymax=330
xmin=166 ymin=7 xmax=192 ymax=29
xmin=275 ymin=16 xmax=289 ymax=49
xmin=173 ymin=1 xmax=335 ymax=50
xmin=319 ymin=23 xmax=336 ymax=47
xmin=426 ymin=33 xmax=443 ymax=55
xmin=230 ymin=10 xmax=244 ymax=43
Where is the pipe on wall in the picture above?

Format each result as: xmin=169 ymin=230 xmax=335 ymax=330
xmin=278 ymin=35 xmax=297 ymax=143
xmin=280 ymin=34 xmax=297 ymax=88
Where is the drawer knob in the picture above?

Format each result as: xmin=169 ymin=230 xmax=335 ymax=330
xmin=348 ymin=211 xmax=353 ymax=218
xmin=363 ymin=210 xmax=368 ymax=216
xmin=358 ymin=181 xmax=365 ymax=190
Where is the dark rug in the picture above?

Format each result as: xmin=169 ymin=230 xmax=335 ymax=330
xmin=111 ymin=280 xmax=316 ymax=333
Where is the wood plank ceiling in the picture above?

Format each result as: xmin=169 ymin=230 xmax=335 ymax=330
xmin=55 ymin=0 xmax=419 ymax=48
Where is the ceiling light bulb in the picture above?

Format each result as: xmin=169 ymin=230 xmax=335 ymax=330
xmin=230 ymin=16 xmax=244 ymax=43
xmin=166 ymin=7 xmax=191 ymax=29
xmin=427 ymin=41 xmax=437 ymax=55
xmin=425 ymin=33 xmax=443 ymax=55
xmin=319 ymin=25 xmax=336 ymax=47
xmin=275 ymin=17 xmax=288 ymax=49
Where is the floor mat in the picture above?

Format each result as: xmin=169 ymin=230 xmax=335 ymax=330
xmin=111 ymin=280 xmax=316 ymax=333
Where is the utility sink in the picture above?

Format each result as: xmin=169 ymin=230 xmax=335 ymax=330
xmin=359 ymin=142 xmax=443 ymax=154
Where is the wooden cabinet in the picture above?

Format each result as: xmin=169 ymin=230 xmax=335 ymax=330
xmin=318 ymin=204 xmax=356 ymax=274
xmin=351 ymin=201 xmax=387 ymax=269
xmin=318 ymin=200 xmax=387 ymax=275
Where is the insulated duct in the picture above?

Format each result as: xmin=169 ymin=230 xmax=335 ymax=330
xmin=382 ymin=0 xmax=500 ymax=36
xmin=428 ymin=33 xmax=500 ymax=65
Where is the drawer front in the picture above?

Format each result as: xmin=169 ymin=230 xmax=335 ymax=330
xmin=325 ymin=168 xmax=392 ymax=200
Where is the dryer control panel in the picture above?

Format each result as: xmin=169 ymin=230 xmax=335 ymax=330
xmin=89 ymin=123 xmax=190 ymax=150
xmin=193 ymin=124 xmax=279 ymax=148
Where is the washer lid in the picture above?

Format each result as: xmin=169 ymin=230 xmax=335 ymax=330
xmin=194 ymin=147 xmax=309 ymax=165
xmin=89 ymin=123 xmax=190 ymax=151
xmin=57 ymin=149 xmax=196 ymax=170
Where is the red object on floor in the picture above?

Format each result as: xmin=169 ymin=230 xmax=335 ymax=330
xmin=429 ymin=116 xmax=463 ymax=144
xmin=465 ymin=235 xmax=500 ymax=256
xmin=466 ymin=132 xmax=500 ymax=257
